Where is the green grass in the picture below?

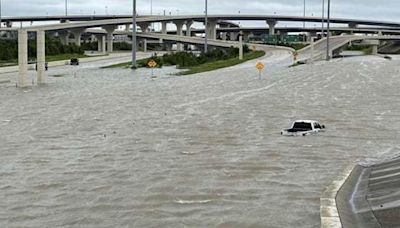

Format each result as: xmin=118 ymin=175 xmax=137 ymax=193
xmin=103 ymin=51 xmax=266 ymax=75
xmin=102 ymin=58 xmax=170 ymax=69
xmin=45 ymin=54 xmax=88 ymax=62
xmin=345 ymin=45 xmax=373 ymax=55
xmin=0 ymin=60 xmax=17 ymax=67
xmin=102 ymin=62 xmax=132 ymax=69
xmin=177 ymin=51 xmax=265 ymax=75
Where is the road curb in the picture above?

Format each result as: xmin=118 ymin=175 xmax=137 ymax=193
xmin=320 ymin=165 xmax=355 ymax=228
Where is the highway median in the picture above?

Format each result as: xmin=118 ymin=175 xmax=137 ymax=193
xmin=103 ymin=46 xmax=266 ymax=75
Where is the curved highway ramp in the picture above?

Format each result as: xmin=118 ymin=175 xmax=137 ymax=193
xmin=298 ymin=35 xmax=400 ymax=62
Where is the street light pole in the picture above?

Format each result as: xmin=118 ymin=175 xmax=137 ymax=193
xmin=0 ymin=0 xmax=2 ymax=28
xmin=321 ymin=0 xmax=325 ymax=37
xmin=132 ymin=0 xmax=137 ymax=69
xmin=326 ymin=0 xmax=331 ymax=60
xmin=303 ymin=0 xmax=306 ymax=28
xmin=65 ymin=0 xmax=68 ymax=16
xmin=150 ymin=0 xmax=153 ymax=32
xmin=204 ymin=0 xmax=208 ymax=53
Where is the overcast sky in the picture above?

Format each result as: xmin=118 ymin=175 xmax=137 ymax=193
xmin=1 ymin=0 xmax=399 ymax=22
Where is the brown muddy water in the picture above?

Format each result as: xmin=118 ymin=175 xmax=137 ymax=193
xmin=1 ymin=54 xmax=400 ymax=227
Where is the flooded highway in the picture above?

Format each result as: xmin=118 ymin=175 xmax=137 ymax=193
xmin=1 ymin=52 xmax=400 ymax=227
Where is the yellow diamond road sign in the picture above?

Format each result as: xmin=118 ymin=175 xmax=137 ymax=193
xmin=148 ymin=60 xmax=157 ymax=68
xmin=256 ymin=62 xmax=265 ymax=71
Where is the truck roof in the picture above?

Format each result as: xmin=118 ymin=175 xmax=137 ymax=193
xmin=294 ymin=120 xmax=318 ymax=123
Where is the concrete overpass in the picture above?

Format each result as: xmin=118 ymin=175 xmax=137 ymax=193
xmin=4 ymin=14 xmax=400 ymax=27
xmin=160 ymin=27 xmax=400 ymax=41
xmin=5 ymin=14 xmax=400 ymax=87
xmin=298 ymin=35 xmax=400 ymax=62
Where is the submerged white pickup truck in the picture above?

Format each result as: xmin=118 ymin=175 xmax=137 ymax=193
xmin=281 ymin=120 xmax=325 ymax=136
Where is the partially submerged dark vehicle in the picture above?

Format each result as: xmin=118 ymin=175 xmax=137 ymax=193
xmin=70 ymin=58 xmax=79 ymax=66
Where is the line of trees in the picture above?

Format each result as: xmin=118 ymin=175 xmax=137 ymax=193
xmin=0 ymin=36 xmax=84 ymax=61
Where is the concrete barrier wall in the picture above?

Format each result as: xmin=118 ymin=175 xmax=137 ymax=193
xmin=335 ymin=165 xmax=380 ymax=228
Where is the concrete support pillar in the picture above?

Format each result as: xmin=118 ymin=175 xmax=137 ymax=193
xmin=143 ymin=39 xmax=148 ymax=52
xmin=243 ymin=32 xmax=251 ymax=42
xmin=90 ymin=34 xmax=97 ymax=42
xmin=207 ymin=20 xmax=217 ymax=40
xmin=161 ymin=22 xmax=168 ymax=34
xmin=103 ymin=26 xmax=117 ymax=53
xmin=59 ymin=32 xmax=69 ymax=45
xmin=378 ymin=31 xmax=383 ymax=36
xmin=37 ymin=30 xmax=46 ymax=85
xmin=166 ymin=43 xmax=173 ymax=52
xmin=106 ymin=32 xmax=113 ymax=53
xmin=348 ymin=23 xmax=358 ymax=35
xmin=18 ymin=29 xmax=29 ymax=88
xmin=267 ymin=20 xmax=277 ymax=35
xmin=125 ymin=24 xmax=131 ymax=32
xmin=101 ymin=36 xmax=106 ymax=53
xmin=372 ymin=45 xmax=378 ymax=55
xmin=71 ymin=29 xmax=84 ymax=47
xmin=306 ymin=32 xmax=312 ymax=42
xmin=230 ymin=32 xmax=238 ymax=41
xmin=97 ymin=36 xmax=102 ymax=52
xmin=186 ymin=20 xmax=194 ymax=36
xmin=96 ymin=35 xmax=106 ymax=53
xmin=238 ymin=33 xmax=243 ymax=60
xmin=175 ymin=21 xmax=185 ymax=36
xmin=221 ymin=32 xmax=227 ymax=41
xmin=348 ymin=22 xmax=358 ymax=29
xmin=174 ymin=21 xmax=185 ymax=51
xmin=139 ymin=23 xmax=150 ymax=33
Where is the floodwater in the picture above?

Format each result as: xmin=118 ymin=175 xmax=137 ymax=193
xmin=1 ymin=52 xmax=400 ymax=228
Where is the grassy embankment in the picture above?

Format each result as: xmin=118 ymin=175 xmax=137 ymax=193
xmin=104 ymin=48 xmax=265 ymax=75
xmin=345 ymin=45 xmax=373 ymax=55
xmin=178 ymin=51 xmax=265 ymax=75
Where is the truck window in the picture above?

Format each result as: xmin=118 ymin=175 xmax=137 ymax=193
xmin=293 ymin=122 xmax=312 ymax=130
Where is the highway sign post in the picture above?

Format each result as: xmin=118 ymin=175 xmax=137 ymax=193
xmin=148 ymin=59 xmax=157 ymax=77
xmin=256 ymin=62 xmax=265 ymax=79
xmin=293 ymin=51 xmax=298 ymax=62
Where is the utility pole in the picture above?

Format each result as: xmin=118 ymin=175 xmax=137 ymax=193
xmin=132 ymin=0 xmax=137 ymax=69
xmin=65 ymin=0 xmax=68 ymax=16
xmin=0 ymin=0 xmax=2 ymax=28
xmin=326 ymin=0 xmax=331 ymax=60
xmin=303 ymin=0 xmax=306 ymax=28
xmin=321 ymin=0 xmax=325 ymax=37
xmin=204 ymin=0 xmax=208 ymax=53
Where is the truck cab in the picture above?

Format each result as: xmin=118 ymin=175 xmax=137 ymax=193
xmin=281 ymin=120 xmax=325 ymax=136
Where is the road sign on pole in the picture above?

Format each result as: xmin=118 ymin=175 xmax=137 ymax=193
xmin=148 ymin=59 xmax=157 ymax=77
xmin=256 ymin=62 xmax=265 ymax=79
xmin=293 ymin=51 xmax=298 ymax=61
